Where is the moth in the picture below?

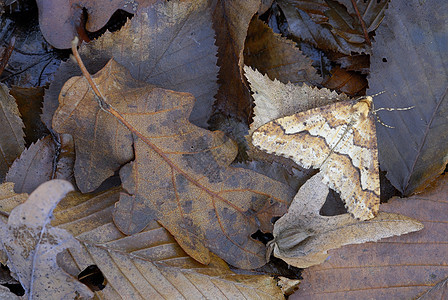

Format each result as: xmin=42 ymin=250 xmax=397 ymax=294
xmin=252 ymin=94 xmax=411 ymax=220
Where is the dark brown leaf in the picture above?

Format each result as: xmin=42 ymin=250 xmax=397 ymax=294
xmin=277 ymin=0 xmax=386 ymax=54
xmin=244 ymin=17 xmax=320 ymax=85
xmin=368 ymin=0 xmax=448 ymax=195
xmin=9 ymin=86 xmax=48 ymax=146
xmin=212 ymin=0 xmax=261 ymax=124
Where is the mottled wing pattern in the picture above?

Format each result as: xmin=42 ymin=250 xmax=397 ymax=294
xmin=252 ymin=99 xmax=380 ymax=220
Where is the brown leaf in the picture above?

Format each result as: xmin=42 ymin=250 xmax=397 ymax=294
xmin=52 ymin=59 xmax=293 ymax=269
xmin=43 ymin=0 xmax=218 ymax=128
xmin=291 ymin=174 xmax=448 ymax=299
xmin=243 ymin=17 xmax=320 ymax=85
xmin=36 ymin=0 xmax=158 ymax=49
xmin=0 ymin=83 xmax=25 ymax=182
xmin=321 ymin=65 xmax=367 ymax=96
xmin=268 ymin=173 xmax=422 ymax=268
xmin=212 ymin=0 xmax=261 ymax=124
xmin=277 ymin=0 xmax=386 ymax=54
xmin=0 ymin=185 xmax=285 ymax=299
xmin=0 ymin=180 xmax=93 ymax=299
xmin=368 ymin=0 xmax=448 ymax=195
xmin=417 ymin=276 xmax=448 ymax=300
xmin=9 ymin=86 xmax=48 ymax=146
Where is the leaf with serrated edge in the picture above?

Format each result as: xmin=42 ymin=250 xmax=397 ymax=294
xmin=269 ymin=173 xmax=423 ymax=268
xmin=0 ymin=180 xmax=92 ymax=299
xmin=368 ymin=0 xmax=448 ymax=195
xmin=6 ymin=136 xmax=56 ymax=194
xmin=0 ymin=83 xmax=25 ymax=182
xmin=245 ymin=66 xmax=348 ymax=134
xmin=244 ymin=18 xmax=320 ymax=85
xmin=52 ymin=59 xmax=293 ymax=269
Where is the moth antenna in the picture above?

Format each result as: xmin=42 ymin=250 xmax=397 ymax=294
xmin=370 ymin=90 xmax=386 ymax=98
xmin=372 ymin=110 xmax=395 ymax=128
xmin=369 ymin=91 xmax=414 ymax=128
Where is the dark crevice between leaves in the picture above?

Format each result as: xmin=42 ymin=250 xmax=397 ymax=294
xmin=77 ymin=265 xmax=106 ymax=292
xmin=0 ymin=264 xmax=25 ymax=296
xmin=0 ymin=1 xmax=71 ymax=87
xmin=85 ymin=9 xmax=134 ymax=41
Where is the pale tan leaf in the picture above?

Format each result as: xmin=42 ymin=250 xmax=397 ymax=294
xmin=268 ymin=173 xmax=423 ymax=268
xmin=0 ymin=180 xmax=92 ymax=299
xmin=0 ymin=83 xmax=25 ymax=182
xmin=244 ymin=66 xmax=348 ymax=133
xmin=0 ymin=182 xmax=27 ymax=222
xmin=50 ymin=188 xmax=285 ymax=299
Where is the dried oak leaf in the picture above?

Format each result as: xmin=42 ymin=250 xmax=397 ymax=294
xmin=277 ymin=0 xmax=387 ymax=54
xmin=291 ymin=174 xmax=448 ymax=299
xmin=0 ymin=180 xmax=93 ymax=299
xmin=43 ymin=0 xmax=218 ymax=129
xmin=243 ymin=17 xmax=320 ymax=85
xmin=0 ymin=185 xmax=285 ymax=299
xmin=211 ymin=0 xmax=261 ymax=124
xmin=268 ymin=173 xmax=423 ymax=268
xmin=368 ymin=0 xmax=448 ymax=195
xmin=52 ymin=59 xmax=293 ymax=269
xmin=5 ymin=135 xmax=75 ymax=194
xmin=0 ymin=83 xmax=25 ymax=182
xmin=36 ymin=0 xmax=158 ymax=49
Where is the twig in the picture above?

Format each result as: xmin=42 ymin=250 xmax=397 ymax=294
xmin=350 ymin=0 xmax=371 ymax=46
xmin=0 ymin=36 xmax=15 ymax=77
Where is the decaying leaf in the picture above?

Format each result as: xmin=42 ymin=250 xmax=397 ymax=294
xmin=268 ymin=173 xmax=423 ymax=268
xmin=0 ymin=83 xmax=25 ymax=182
xmin=56 ymin=189 xmax=285 ymax=299
xmin=6 ymin=136 xmax=56 ymax=194
xmin=211 ymin=0 xmax=261 ymax=124
xmin=36 ymin=0 xmax=158 ymax=49
xmin=0 ymin=184 xmax=285 ymax=299
xmin=0 ymin=180 xmax=93 ymax=299
xmin=368 ymin=0 xmax=448 ymax=195
xmin=5 ymin=134 xmax=75 ymax=194
xmin=43 ymin=0 xmax=218 ymax=129
xmin=245 ymin=66 xmax=348 ymax=133
xmin=243 ymin=17 xmax=320 ymax=85
xmin=278 ymin=0 xmax=386 ymax=54
xmin=292 ymin=174 xmax=448 ymax=299
xmin=52 ymin=58 xmax=293 ymax=269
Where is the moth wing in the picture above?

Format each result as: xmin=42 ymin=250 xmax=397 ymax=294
xmin=252 ymin=100 xmax=380 ymax=220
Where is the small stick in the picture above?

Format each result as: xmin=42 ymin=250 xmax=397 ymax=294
xmin=0 ymin=36 xmax=15 ymax=77
xmin=350 ymin=0 xmax=371 ymax=46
